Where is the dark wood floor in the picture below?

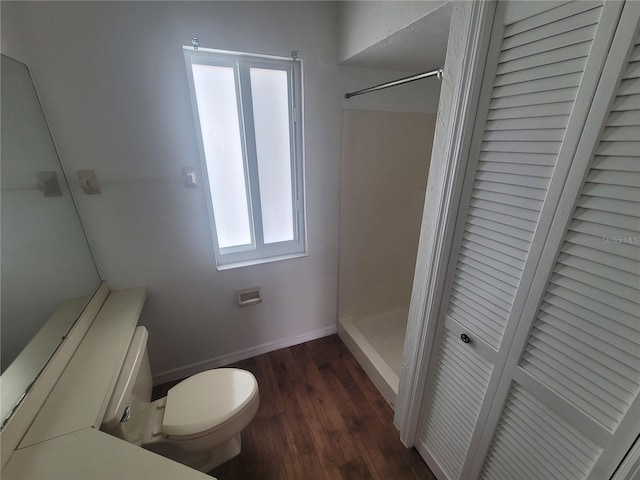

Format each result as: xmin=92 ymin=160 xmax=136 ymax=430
xmin=153 ymin=335 xmax=436 ymax=480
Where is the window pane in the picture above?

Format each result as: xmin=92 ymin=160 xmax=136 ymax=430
xmin=250 ymin=68 xmax=294 ymax=244
xmin=192 ymin=64 xmax=252 ymax=249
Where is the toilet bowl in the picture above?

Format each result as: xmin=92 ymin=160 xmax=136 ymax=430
xmin=101 ymin=326 xmax=259 ymax=472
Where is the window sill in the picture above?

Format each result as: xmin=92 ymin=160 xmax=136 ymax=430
xmin=216 ymin=251 xmax=308 ymax=271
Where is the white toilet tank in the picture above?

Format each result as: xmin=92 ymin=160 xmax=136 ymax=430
xmin=101 ymin=326 xmax=153 ymax=445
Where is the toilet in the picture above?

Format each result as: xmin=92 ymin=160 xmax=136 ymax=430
xmin=101 ymin=326 xmax=259 ymax=472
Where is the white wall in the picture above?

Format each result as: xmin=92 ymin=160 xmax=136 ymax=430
xmin=1 ymin=1 xmax=342 ymax=382
xmin=337 ymin=1 xmax=446 ymax=62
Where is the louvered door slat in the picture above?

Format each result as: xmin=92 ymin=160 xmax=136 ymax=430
xmin=476 ymin=161 xmax=555 ymax=177
xmin=581 ymin=182 xmax=639 ymax=202
xmin=492 ymin=72 xmax=583 ymax=98
xmin=481 ymin=140 xmax=562 ymax=155
xmin=471 ymin=189 xmax=544 ymax=213
xmin=435 ymin=361 xmax=489 ymax=404
xmin=557 ymin=252 xmax=640 ymax=290
xmin=574 ymin=206 xmax=639 ymax=231
xmin=475 ymin=179 xmax=549 ymax=201
xmin=494 ymin=57 xmax=587 ymax=86
xmin=556 ymin=262 xmax=639 ymax=302
xmin=626 ymin=62 xmax=640 ymax=78
xmin=534 ymin=315 xmax=639 ymax=384
xmin=501 ymin=2 xmax=601 ymax=45
xmin=486 ymin=115 xmax=570 ymax=131
xmin=489 ymin=437 xmax=546 ymax=479
xmin=483 ymin=452 xmax=518 ymax=480
xmin=487 ymin=100 xmax=574 ymax=119
xmin=548 ymin=277 xmax=638 ymax=324
xmin=478 ymin=151 xmax=558 ymax=165
xmin=499 ymin=25 xmax=598 ymax=63
xmin=483 ymin=129 xmax=565 ymax=142
xmin=429 ymin=377 xmax=479 ymax=420
xmin=618 ymin=78 xmax=640 ymax=95
xmin=499 ymin=427 xmax=576 ymax=479
xmin=465 ymin=228 xmax=530 ymax=259
xmin=526 ymin=331 xmax=634 ymax=403
xmin=539 ymin=303 xmax=640 ymax=362
xmin=608 ymin=110 xmax=640 ymax=126
xmin=453 ymin=279 xmax=510 ymax=317
xmin=458 ymin=250 xmax=522 ymax=281
xmin=544 ymin=290 xmax=640 ymax=346
xmin=586 ymin=168 xmax=640 ymax=188
xmin=590 ymin=155 xmax=640 ymax=171
xmin=460 ymin=238 xmax=525 ymax=272
xmin=562 ymin=241 xmax=638 ymax=274
xmin=497 ymin=42 xmax=593 ymax=75
xmin=524 ymin=343 xmax=631 ymax=412
xmin=612 ymin=93 xmax=640 ymax=110
xmin=489 ymin=86 xmax=578 ymax=109
xmin=578 ymin=196 xmax=638 ymax=217
xmin=454 ymin=264 xmax=517 ymax=298
xmin=470 ymin=196 xmax=541 ymax=220
xmin=454 ymin=272 xmax=512 ymax=309
xmin=569 ymin=221 xmax=639 ymax=253
xmin=564 ymin=229 xmax=640 ymax=262
xmin=596 ymin=141 xmax=640 ymax=157
xmin=468 ymin=203 xmax=538 ymax=230
xmin=465 ymin=228 xmax=531 ymax=257
xmin=602 ymin=125 xmax=640 ymax=141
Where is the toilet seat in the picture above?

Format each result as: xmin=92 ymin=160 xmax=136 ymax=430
xmin=161 ymin=369 xmax=258 ymax=438
xmin=101 ymin=325 xmax=259 ymax=472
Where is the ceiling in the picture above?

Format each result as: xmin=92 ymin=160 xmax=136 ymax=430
xmin=341 ymin=2 xmax=452 ymax=73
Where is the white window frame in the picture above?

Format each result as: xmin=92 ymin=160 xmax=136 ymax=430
xmin=184 ymin=47 xmax=306 ymax=270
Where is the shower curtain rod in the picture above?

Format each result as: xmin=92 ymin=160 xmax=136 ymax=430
xmin=344 ymin=66 xmax=444 ymax=99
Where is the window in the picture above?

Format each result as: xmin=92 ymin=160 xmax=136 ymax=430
xmin=184 ymin=48 xmax=306 ymax=269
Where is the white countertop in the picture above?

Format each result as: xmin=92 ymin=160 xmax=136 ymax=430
xmin=2 ymin=287 xmax=215 ymax=479
xmin=3 ymin=427 xmax=212 ymax=480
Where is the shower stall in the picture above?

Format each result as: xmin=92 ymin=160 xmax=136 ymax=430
xmin=338 ymin=107 xmax=437 ymax=408
xmin=336 ymin=2 xmax=450 ymax=409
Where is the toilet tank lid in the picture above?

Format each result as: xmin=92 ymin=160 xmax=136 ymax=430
xmin=162 ymin=368 xmax=258 ymax=437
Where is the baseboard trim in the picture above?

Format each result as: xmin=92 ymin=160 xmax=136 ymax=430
xmin=152 ymin=324 xmax=338 ymax=385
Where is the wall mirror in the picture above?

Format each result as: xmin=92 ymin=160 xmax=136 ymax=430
xmin=0 ymin=54 xmax=102 ymax=426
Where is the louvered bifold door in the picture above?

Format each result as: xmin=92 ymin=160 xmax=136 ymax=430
xmin=475 ymin=5 xmax=640 ymax=480
xmin=416 ymin=2 xmax=627 ymax=479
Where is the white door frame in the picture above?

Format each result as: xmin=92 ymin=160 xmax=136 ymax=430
xmin=394 ymin=0 xmax=497 ymax=446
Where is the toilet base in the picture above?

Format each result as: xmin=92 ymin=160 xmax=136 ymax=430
xmin=144 ymin=433 xmax=242 ymax=473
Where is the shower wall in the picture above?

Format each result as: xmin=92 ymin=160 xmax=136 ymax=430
xmin=339 ymin=109 xmax=436 ymax=319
